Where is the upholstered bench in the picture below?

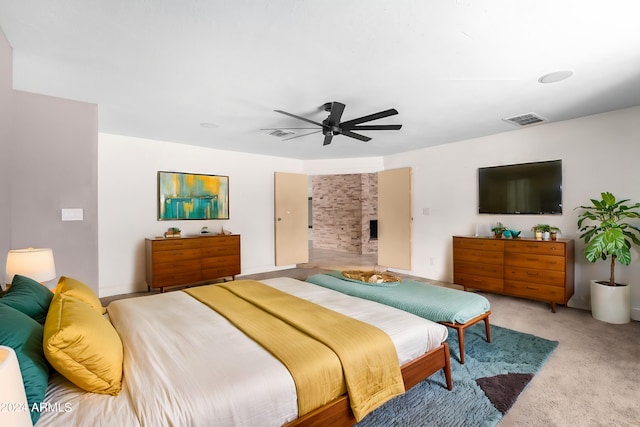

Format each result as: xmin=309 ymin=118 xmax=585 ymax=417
xmin=306 ymin=271 xmax=491 ymax=364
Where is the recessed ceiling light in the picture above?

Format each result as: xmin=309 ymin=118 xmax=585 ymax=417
xmin=199 ymin=122 xmax=219 ymax=129
xmin=538 ymin=70 xmax=574 ymax=84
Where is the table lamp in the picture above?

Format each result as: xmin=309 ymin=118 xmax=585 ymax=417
xmin=0 ymin=346 xmax=33 ymax=427
xmin=5 ymin=248 xmax=57 ymax=285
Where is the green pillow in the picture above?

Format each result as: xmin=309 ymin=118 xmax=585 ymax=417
xmin=0 ymin=304 xmax=50 ymax=424
xmin=0 ymin=274 xmax=54 ymax=324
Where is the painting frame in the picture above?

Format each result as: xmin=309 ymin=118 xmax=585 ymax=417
xmin=157 ymin=171 xmax=230 ymax=220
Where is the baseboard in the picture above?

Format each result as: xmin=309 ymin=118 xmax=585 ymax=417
xmin=631 ymin=307 xmax=640 ymax=322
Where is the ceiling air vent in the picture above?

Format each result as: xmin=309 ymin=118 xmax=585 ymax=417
xmin=265 ymin=129 xmax=296 ymax=138
xmin=503 ymin=112 xmax=546 ymax=127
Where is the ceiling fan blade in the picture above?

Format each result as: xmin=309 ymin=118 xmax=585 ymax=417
xmin=326 ymin=102 xmax=346 ymax=126
xmin=261 ymin=127 xmax=321 ymax=130
xmin=349 ymin=124 xmax=403 ymax=131
xmin=341 ymin=130 xmax=372 ymax=142
xmin=274 ymin=110 xmax=324 ymax=128
xmin=339 ymin=108 xmax=399 ymax=129
xmin=282 ymin=130 xmax=323 ymax=141
xmin=323 ymin=133 xmax=334 ymax=146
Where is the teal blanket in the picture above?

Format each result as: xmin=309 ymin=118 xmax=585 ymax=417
xmin=306 ymin=272 xmax=490 ymax=324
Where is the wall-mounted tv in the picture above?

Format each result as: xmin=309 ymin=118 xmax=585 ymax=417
xmin=158 ymin=171 xmax=229 ymax=220
xmin=478 ymin=160 xmax=562 ymax=215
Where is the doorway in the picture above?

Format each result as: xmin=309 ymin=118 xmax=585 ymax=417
xmin=303 ymin=173 xmax=379 ymax=269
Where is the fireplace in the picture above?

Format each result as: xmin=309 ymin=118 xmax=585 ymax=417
xmin=370 ymin=220 xmax=378 ymax=240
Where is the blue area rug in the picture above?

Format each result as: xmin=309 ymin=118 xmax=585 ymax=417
xmin=357 ymin=324 xmax=558 ymax=427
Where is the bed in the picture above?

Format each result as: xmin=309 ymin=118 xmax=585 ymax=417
xmin=306 ymin=271 xmax=492 ymax=364
xmin=2 ymin=275 xmax=452 ymax=427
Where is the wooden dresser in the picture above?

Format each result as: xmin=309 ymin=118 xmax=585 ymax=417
xmin=145 ymin=234 xmax=240 ymax=292
xmin=453 ymin=236 xmax=574 ymax=312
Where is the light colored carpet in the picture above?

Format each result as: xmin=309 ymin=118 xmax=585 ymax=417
xmin=484 ymin=292 xmax=640 ymax=427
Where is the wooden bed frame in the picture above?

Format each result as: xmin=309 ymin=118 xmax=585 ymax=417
xmin=440 ymin=310 xmax=492 ymax=364
xmin=285 ymin=342 xmax=452 ymax=427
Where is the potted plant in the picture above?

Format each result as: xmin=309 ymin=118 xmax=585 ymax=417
xmin=549 ymin=226 xmax=561 ymax=241
xmin=164 ymin=227 xmax=181 ymax=238
xmin=576 ymin=192 xmax=640 ymax=324
xmin=491 ymin=222 xmax=508 ymax=239
xmin=531 ymin=224 xmax=551 ymax=240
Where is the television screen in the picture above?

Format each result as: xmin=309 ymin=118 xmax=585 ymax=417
xmin=478 ymin=160 xmax=562 ymax=214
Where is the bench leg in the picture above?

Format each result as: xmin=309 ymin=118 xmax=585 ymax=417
xmin=484 ymin=316 xmax=491 ymax=343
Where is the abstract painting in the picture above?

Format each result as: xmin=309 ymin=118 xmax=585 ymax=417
xmin=158 ymin=171 xmax=229 ymax=220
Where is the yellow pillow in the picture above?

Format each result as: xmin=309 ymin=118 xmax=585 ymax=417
xmin=56 ymin=276 xmax=106 ymax=314
xmin=43 ymin=293 xmax=123 ymax=395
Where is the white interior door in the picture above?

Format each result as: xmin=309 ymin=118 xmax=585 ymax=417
xmin=378 ymin=167 xmax=412 ymax=270
xmin=274 ymin=172 xmax=309 ymax=266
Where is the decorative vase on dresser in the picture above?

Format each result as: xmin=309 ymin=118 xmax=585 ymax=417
xmin=453 ymin=236 xmax=575 ymax=312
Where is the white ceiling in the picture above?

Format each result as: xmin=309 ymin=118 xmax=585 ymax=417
xmin=1 ymin=1 xmax=639 ymax=160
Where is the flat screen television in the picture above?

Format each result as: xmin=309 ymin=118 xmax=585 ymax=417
xmin=478 ymin=160 xmax=562 ymax=214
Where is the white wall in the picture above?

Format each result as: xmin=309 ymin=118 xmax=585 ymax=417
xmin=98 ymin=134 xmax=306 ymax=296
xmin=98 ymin=134 xmax=391 ymax=296
xmin=0 ymin=28 xmax=12 ymax=280
xmin=12 ymin=91 xmax=99 ymax=290
xmin=384 ymin=107 xmax=640 ymax=319
xmin=99 ymin=107 xmax=640 ymax=321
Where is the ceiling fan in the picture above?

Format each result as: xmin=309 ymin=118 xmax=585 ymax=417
xmin=269 ymin=102 xmax=402 ymax=146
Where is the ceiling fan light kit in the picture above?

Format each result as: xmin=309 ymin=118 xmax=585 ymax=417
xmin=273 ymin=101 xmax=402 ymax=146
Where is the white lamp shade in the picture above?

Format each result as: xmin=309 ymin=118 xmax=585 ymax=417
xmin=5 ymin=248 xmax=57 ymax=284
xmin=0 ymin=346 xmax=33 ymax=427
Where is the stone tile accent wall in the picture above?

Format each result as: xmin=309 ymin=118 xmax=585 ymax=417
xmin=361 ymin=173 xmax=378 ymax=255
xmin=311 ymin=173 xmax=377 ymax=254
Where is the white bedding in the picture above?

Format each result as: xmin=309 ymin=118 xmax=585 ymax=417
xmin=36 ymin=277 xmax=448 ymax=427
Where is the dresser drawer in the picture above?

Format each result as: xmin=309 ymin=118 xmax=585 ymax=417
xmin=152 ymin=248 xmax=201 ymax=264
xmin=202 ymin=265 xmax=240 ymax=280
xmin=504 ymin=280 xmax=565 ymax=302
xmin=504 ymin=266 xmax=565 ymax=287
xmin=152 ymin=271 xmax=202 ymax=288
xmin=152 ymin=238 xmax=201 ymax=251
xmin=454 ymin=237 xmax=504 ymax=251
xmin=505 ymin=241 xmax=565 ymax=256
xmin=152 ymin=259 xmax=200 ymax=275
xmin=454 ymin=260 xmax=502 ymax=278
xmin=454 ymin=272 xmax=503 ymax=292
xmin=202 ymin=255 xmax=240 ymax=270
xmin=202 ymin=246 xmax=240 ymax=258
xmin=504 ymin=252 xmax=565 ymax=271
xmin=454 ymin=248 xmax=503 ymax=264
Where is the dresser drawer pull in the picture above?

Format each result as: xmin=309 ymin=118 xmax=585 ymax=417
xmin=526 ymin=244 xmax=540 ymax=248
xmin=526 ymin=272 xmax=539 ymax=276
xmin=526 ymin=257 xmax=539 ymax=261
xmin=526 ymin=286 xmax=539 ymax=290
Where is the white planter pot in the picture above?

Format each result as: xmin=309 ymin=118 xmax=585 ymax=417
xmin=590 ymin=280 xmax=631 ymax=324
xmin=542 ymin=231 xmax=550 ymax=241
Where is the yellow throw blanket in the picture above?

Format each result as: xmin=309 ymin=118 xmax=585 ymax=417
xmin=185 ymin=280 xmax=404 ymax=421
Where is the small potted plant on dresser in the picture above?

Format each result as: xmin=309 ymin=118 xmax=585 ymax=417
xmin=549 ymin=226 xmax=561 ymax=240
xmin=491 ymin=222 xmax=508 ymax=238
xmin=531 ymin=224 xmax=551 ymax=240
xmin=576 ymin=192 xmax=640 ymax=324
